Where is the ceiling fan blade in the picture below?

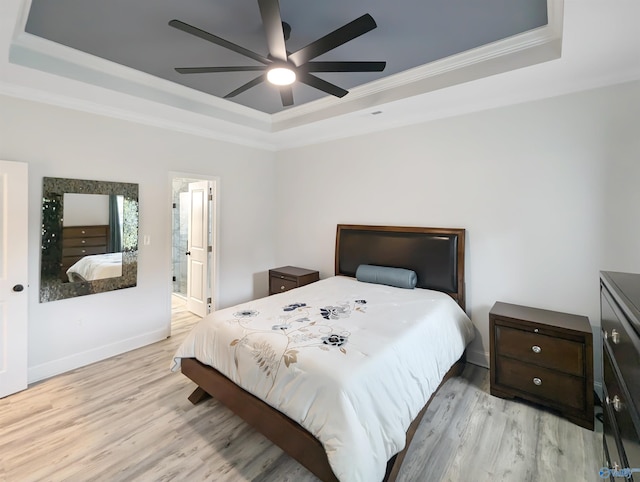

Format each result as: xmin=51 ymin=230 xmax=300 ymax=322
xmin=288 ymin=13 xmax=377 ymax=67
xmin=279 ymin=86 xmax=294 ymax=106
xmin=258 ymin=0 xmax=287 ymax=61
xmin=169 ymin=19 xmax=270 ymax=65
xmin=298 ymin=72 xmax=348 ymax=98
xmin=304 ymin=61 xmax=386 ymax=73
xmin=223 ymin=75 xmax=265 ymax=98
xmin=175 ymin=66 xmax=266 ymax=74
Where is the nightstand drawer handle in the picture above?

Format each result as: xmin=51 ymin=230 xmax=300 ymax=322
xmin=611 ymin=329 xmax=620 ymax=344
xmin=607 ymin=395 xmax=623 ymax=412
xmin=280 ymin=285 xmax=286 ymax=291
xmin=531 ymin=345 xmax=541 ymax=354
xmin=532 ymin=377 xmax=542 ymax=386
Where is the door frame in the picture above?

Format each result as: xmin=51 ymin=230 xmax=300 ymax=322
xmin=168 ymin=171 xmax=220 ymax=320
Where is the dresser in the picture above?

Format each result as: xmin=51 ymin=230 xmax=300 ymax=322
xmin=269 ymin=266 xmax=319 ymax=295
xmin=61 ymin=225 xmax=110 ymax=278
xmin=489 ymin=301 xmax=594 ymax=430
xmin=600 ymin=271 xmax=640 ymax=479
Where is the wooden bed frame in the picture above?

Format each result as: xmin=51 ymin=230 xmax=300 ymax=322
xmin=181 ymin=224 xmax=467 ymax=481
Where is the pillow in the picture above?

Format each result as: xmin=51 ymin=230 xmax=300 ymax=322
xmin=355 ymin=264 xmax=418 ymax=289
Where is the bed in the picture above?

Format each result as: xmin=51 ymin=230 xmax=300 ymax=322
xmin=66 ymin=252 xmax=123 ymax=282
xmin=171 ymin=224 xmax=473 ymax=481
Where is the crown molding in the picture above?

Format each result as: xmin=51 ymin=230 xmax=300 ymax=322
xmin=1 ymin=0 xmax=574 ymax=150
xmin=0 ymin=80 xmax=277 ymax=150
xmin=271 ymin=0 xmax=564 ymax=131
xmin=6 ymin=0 xmax=564 ymax=132
xmin=9 ymin=31 xmax=273 ymax=130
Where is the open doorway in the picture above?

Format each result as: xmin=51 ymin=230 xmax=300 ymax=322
xmin=170 ymin=173 xmax=219 ymax=327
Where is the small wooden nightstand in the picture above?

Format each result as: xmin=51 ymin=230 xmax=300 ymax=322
xmin=489 ymin=301 xmax=594 ymax=430
xmin=269 ymin=266 xmax=319 ymax=295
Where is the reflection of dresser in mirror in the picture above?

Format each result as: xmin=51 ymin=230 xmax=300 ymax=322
xmin=61 ymin=225 xmax=109 ymax=280
xmin=60 ymin=192 xmax=114 ymax=281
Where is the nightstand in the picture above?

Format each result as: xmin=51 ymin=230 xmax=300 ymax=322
xmin=269 ymin=266 xmax=319 ymax=295
xmin=489 ymin=301 xmax=594 ymax=430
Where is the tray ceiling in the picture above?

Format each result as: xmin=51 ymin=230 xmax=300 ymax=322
xmin=24 ymin=0 xmax=548 ymax=115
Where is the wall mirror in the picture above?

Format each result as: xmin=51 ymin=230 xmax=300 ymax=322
xmin=40 ymin=177 xmax=139 ymax=303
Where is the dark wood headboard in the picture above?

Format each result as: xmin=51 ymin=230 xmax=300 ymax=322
xmin=335 ymin=224 xmax=466 ymax=310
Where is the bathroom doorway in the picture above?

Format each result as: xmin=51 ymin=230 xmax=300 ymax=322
xmin=170 ymin=173 xmax=219 ymax=320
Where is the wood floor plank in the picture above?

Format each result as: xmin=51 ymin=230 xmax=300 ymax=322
xmin=0 ymin=295 xmax=602 ymax=481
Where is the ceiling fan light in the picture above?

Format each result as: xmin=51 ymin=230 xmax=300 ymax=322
xmin=267 ymin=67 xmax=296 ymax=86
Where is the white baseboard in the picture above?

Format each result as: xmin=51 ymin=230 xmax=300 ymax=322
xmin=466 ymin=347 xmax=489 ymax=369
xmin=27 ymin=328 xmax=169 ymax=384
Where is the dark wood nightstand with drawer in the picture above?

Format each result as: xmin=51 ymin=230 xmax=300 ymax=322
xmin=489 ymin=301 xmax=594 ymax=430
xmin=269 ymin=266 xmax=319 ymax=295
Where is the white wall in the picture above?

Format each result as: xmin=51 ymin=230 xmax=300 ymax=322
xmin=63 ymin=193 xmax=109 ymax=226
xmin=275 ymin=80 xmax=640 ymax=384
xmin=1 ymin=78 xmax=637 ymax=387
xmin=600 ymin=88 xmax=640 ymax=272
xmin=0 ymin=94 xmax=277 ymax=382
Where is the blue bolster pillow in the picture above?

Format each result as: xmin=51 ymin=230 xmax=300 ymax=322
xmin=355 ymin=264 xmax=418 ymax=289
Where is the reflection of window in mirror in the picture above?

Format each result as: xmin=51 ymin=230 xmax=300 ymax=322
xmin=61 ymin=193 xmax=124 ymax=283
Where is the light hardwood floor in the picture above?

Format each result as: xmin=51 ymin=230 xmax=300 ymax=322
xmin=0 ymin=297 xmax=602 ymax=482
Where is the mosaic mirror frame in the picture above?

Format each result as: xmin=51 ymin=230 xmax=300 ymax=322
xmin=40 ymin=177 xmax=139 ymax=303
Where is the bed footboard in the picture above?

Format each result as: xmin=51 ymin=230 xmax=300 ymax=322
xmin=181 ymin=355 xmax=465 ymax=482
xmin=182 ymin=357 xmax=339 ymax=482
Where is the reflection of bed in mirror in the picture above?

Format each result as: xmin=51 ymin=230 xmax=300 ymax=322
xmin=66 ymin=252 xmax=123 ymax=282
xmin=61 ymin=224 xmax=112 ymax=279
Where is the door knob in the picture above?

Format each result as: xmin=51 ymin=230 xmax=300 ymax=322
xmin=12 ymin=284 xmax=24 ymax=292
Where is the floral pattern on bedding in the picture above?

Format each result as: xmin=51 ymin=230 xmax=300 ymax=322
xmin=172 ymin=275 xmax=476 ymax=482
xmin=228 ymin=299 xmax=367 ymax=388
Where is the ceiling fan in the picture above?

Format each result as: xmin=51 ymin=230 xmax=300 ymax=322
xmin=169 ymin=0 xmax=386 ymax=107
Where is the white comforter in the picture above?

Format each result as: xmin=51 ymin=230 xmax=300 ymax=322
xmin=172 ymin=276 xmax=474 ymax=482
xmin=66 ymin=252 xmax=122 ymax=282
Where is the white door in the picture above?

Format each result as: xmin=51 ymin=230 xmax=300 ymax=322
xmin=0 ymin=160 xmax=29 ymax=398
xmin=186 ymin=181 xmax=210 ymax=317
